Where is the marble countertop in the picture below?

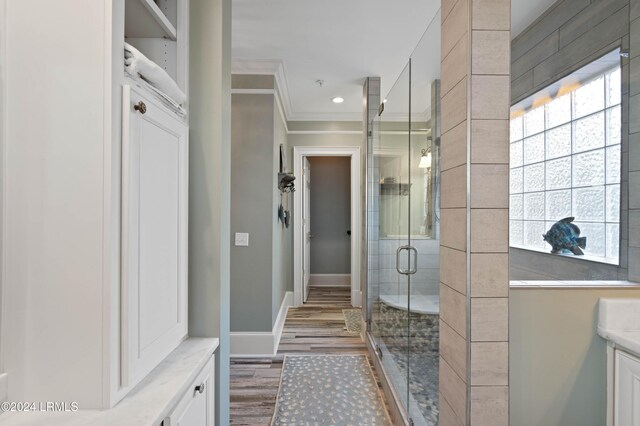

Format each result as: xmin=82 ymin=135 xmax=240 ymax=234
xmin=597 ymin=298 xmax=640 ymax=358
xmin=0 ymin=337 xmax=219 ymax=426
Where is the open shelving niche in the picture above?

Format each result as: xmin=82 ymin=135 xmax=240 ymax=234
xmin=124 ymin=0 xmax=188 ymax=105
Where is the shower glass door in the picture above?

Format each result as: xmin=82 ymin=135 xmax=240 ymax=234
xmin=368 ymin=10 xmax=441 ymax=425
xmin=407 ymin=15 xmax=441 ymax=424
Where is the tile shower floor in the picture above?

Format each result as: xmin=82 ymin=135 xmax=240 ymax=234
xmin=374 ymin=301 xmax=439 ymax=425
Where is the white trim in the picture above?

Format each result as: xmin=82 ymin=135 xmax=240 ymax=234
xmin=273 ymin=88 xmax=288 ymax=134
xmin=293 ymin=146 xmax=361 ymax=308
xmin=309 ymin=274 xmax=351 ymax=287
xmin=231 ymin=59 xmax=295 ymax=123
xmin=353 ymin=290 xmax=363 ymax=310
xmin=273 ymin=62 xmax=293 ymax=123
xmin=287 ymin=112 xmax=363 ymax=122
xmin=606 ymin=342 xmax=614 ymax=426
xmin=378 ymin=130 xmax=430 ymax=135
xmin=230 ymin=89 xmax=362 ymax=136
xmin=288 ymin=130 xmax=362 ymax=135
xmin=230 ymin=291 xmax=293 ymax=357
xmin=272 ymin=291 xmax=292 ymax=351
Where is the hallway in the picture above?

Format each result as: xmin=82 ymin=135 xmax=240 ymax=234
xmin=230 ymin=287 xmax=388 ymax=425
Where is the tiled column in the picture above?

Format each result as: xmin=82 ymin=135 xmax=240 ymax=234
xmin=363 ymin=77 xmax=381 ymax=324
xmin=628 ymin=0 xmax=640 ymax=281
xmin=439 ymin=0 xmax=510 ymax=424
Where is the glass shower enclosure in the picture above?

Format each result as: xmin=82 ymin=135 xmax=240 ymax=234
xmin=367 ymin=13 xmax=441 ymax=426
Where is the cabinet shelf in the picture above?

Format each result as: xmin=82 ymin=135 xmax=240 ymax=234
xmin=125 ymin=0 xmax=177 ymax=41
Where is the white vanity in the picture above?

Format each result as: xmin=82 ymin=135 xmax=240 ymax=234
xmin=598 ymin=298 xmax=640 ymax=426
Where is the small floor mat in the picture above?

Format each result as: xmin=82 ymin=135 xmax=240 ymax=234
xmin=342 ymin=309 xmax=362 ymax=334
xmin=271 ymin=355 xmax=391 ymax=425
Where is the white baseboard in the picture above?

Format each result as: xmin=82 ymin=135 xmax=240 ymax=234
xmin=309 ymin=274 xmax=351 ymax=287
xmin=352 ymin=290 xmax=362 ymax=307
xmin=0 ymin=373 xmax=7 ymax=402
xmin=230 ymin=291 xmax=293 ymax=357
xmin=272 ymin=290 xmax=292 ymax=351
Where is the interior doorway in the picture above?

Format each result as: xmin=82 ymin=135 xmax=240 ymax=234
xmin=302 ymin=156 xmax=352 ymax=303
xmin=293 ymin=146 xmax=361 ymax=307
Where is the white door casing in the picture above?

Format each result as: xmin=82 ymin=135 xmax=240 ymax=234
xmin=293 ymin=146 xmax=361 ymax=308
xmin=303 ymin=158 xmax=311 ymax=302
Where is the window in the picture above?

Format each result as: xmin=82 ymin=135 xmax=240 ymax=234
xmin=509 ymin=66 xmax=621 ymax=262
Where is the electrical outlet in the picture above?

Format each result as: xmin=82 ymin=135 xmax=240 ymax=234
xmin=235 ymin=232 xmax=249 ymax=247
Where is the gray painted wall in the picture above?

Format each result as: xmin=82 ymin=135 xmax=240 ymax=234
xmin=510 ymin=286 xmax=640 ymax=426
xmin=230 ymin=93 xmax=276 ymax=333
xmin=188 ymin=0 xmax=231 ymax=422
xmin=510 ymin=0 xmax=632 ymax=281
xmin=230 ymin=80 xmax=293 ymax=333
xmin=308 ymin=156 xmax=351 ymax=274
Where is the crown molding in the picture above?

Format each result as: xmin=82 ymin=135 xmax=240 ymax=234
xmin=232 ymin=59 xmax=295 ymax=122
xmin=231 ymin=59 xmax=362 ymax=122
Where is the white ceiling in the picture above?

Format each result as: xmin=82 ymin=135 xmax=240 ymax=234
xmin=232 ymin=0 xmax=558 ymax=122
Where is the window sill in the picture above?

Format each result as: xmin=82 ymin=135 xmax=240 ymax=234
xmin=510 ymin=280 xmax=640 ymax=289
xmin=510 ymin=244 xmax=619 ymax=266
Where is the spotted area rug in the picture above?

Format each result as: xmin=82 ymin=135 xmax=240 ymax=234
xmin=271 ymin=355 xmax=391 ymax=425
xmin=342 ymin=309 xmax=362 ymax=334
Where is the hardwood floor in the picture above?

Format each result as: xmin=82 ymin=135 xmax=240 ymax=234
xmin=230 ymin=287 xmax=387 ymax=425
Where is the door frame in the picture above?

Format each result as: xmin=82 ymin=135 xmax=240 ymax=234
xmin=293 ymin=146 xmax=361 ymax=308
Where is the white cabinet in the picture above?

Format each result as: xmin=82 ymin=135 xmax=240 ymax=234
xmin=615 ymin=350 xmax=640 ymax=426
xmin=167 ymin=356 xmax=216 ymax=426
xmin=122 ymin=84 xmax=189 ymax=389
xmin=1 ymin=0 xmax=199 ymax=413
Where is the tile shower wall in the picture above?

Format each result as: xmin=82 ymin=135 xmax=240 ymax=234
xmin=378 ymin=238 xmax=440 ymax=296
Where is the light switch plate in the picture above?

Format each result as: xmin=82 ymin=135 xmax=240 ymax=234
xmin=235 ymin=232 xmax=249 ymax=246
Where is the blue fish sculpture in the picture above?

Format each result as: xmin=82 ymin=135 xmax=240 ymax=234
xmin=543 ymin=217 xmax=587 ymax=255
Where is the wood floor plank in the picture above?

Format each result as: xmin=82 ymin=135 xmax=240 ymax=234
xmin=230 ymin=287 xmax=390 ymax=425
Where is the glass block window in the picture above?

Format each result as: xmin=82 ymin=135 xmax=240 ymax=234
xmin=509 ymin=66 xmax=621 ymax=262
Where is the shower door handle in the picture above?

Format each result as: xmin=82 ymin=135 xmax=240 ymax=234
xmin=396 ymin=245 xmax=418 ymax=275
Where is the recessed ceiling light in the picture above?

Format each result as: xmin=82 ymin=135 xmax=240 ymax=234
xmin=383 ymin=98 xmax=388 ymax=103
xmin=332 ymin=97 xmax=344 ymax=104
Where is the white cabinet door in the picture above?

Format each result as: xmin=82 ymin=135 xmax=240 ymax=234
xmin=615 ymin=350 xmax=640 ymax=426
xmin=168 ymin=356 xmax=216 ymax=426
xmin=122 ymin=85 xmax=189 ymax=389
